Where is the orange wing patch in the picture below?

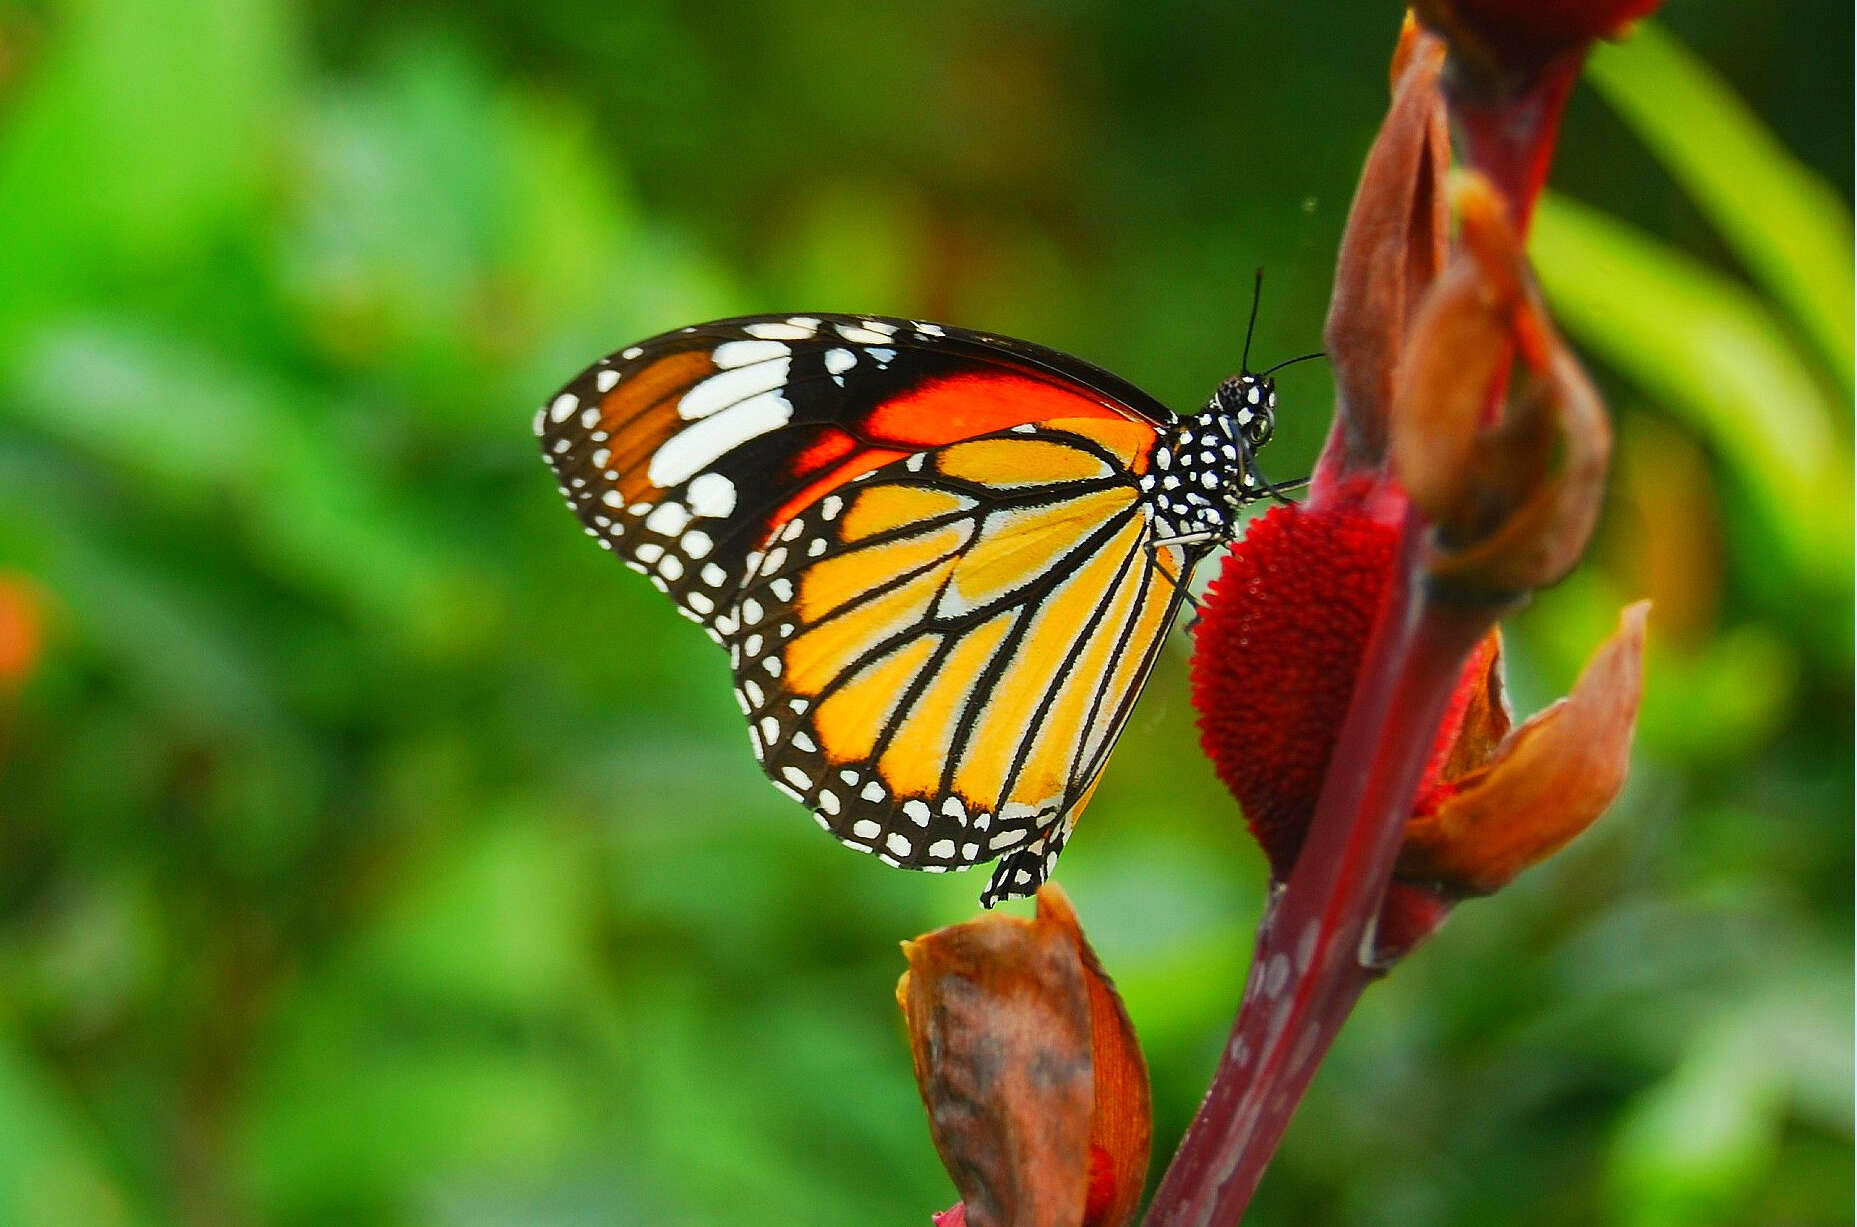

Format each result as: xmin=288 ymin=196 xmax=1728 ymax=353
xmin=786 ymin=556 xmax=958 ymax=693
xmin=839 ymin=485 xmax=977 ymax=543
xmin=936 ymin=436 xmax=1116 ymax=486
xmin=812 ymin=635 xmax=942 ymax=764
xmin=586 ymin=349 xmax=716 ymax=505
xmin=875 ymin=610 xmax=1017 ymax=798
xmin=864 ymin=372 xmax=1130 ymax=446
xmin=794 ymin=522 xmax=972 ymax=626
xmin=944 ymin=487 xmax=1138 ymax=615
xmin=1041 ymin=416 xmax=1158 ymax=472
xmin=953 ymin=512 xmax=1148 ymax=807
xmin=727 ymin=422 xmax=1192 ymax=896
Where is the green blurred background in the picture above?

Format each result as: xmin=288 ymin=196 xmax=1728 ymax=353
xmin=0 ymin=1 xmax=1849 ymax=1224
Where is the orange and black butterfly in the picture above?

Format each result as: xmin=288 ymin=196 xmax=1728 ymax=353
xmin=537 ymin=314 xmax=1291 ymax=905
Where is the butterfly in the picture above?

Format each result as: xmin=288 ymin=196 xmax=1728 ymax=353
xmin=537 ymin=312 xmax=1298 ymax=906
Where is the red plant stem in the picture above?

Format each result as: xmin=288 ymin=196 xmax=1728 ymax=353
xmin=1143 ymin=505 xmax=1497 ymax=1226
xmin=1444 ymin=48 xmax=1584 ymax=230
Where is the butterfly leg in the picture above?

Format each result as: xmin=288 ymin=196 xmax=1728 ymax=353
xmin=1145 ymin=539 xmax=1206 ymax=620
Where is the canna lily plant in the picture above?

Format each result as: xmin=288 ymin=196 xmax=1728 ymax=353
xmin=895 ymin=2 xmax=1657 ymax=1223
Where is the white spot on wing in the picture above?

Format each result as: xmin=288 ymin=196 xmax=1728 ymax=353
xmin=712 ymin=339 xmax=790 ymax=369
xmin=644 ymin=502 xmax=691 ymax=536
xmin=678 ymin=358 xmax=791 ymax=420
xmin=746 ymin=321 xmax=817 ymax=340
xmin=687 ymin=472 xmax=738 ymax=518
xmin=649 ymin=392 xmax=792 ymax=488
xmin=549 ymin=393 xmax=578 ymax=423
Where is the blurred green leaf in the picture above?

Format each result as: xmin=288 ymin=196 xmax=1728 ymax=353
xmin=244 ymin=818 xmax=612 ymax=1221
xmin=0 ymin=0 xmax=292 ymax=352
xmin=357 ymin=816 xmax=600 ymax=1015
xmin=1588 ymin=24 xmax=1854 ymax=393
xmin=1606 ymin=1018 xmax=1788 ymax=1227
xmin=1532 ymin=194 xmax=1852 ymax=586
xmin=0 ymin=1032 xmax=147 ymax=1227
xmin=9 ymin=321 xmax=492 ymax=656
xmin=1521 ymin=570 xmax=1798 ymax=765
xmin=1621 ymin=938 xmax=1851 ymax=1217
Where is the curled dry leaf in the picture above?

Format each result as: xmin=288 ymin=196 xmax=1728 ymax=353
xmin=1393 ymin=173 xmax=1612 ymax=600
xmin=1318 ymin=20 xmax=1449 ymax=481
xmin=898 ymin=884 xmax=1150 ymax=1227
xmin=1035 ymin=887 xmax=1151 ymax=1227
xmin=1400 ymin=600 xmax=1649 ymax=894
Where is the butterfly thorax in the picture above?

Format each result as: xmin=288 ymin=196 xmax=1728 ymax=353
xmin=1137 ymin=373 xmax=1278 ymax=544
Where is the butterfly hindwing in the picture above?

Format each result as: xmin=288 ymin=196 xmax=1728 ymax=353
xmin=722 ymin=420 xmax=1192 ymax=904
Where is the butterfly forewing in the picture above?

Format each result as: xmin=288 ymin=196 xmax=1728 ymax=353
xmin=537 ymin=314 xmax=1194 ymax=904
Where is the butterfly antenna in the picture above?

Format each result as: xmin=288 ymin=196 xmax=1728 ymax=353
xmin=1259 ymin=350 xmax=1326 ymax=377
xmin=1241 ymin=267 xmax=1266 ymax=374
xmin=1265 ymin=473 xmax=1312 ymax=499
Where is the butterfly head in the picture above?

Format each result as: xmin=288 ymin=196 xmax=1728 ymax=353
xmin=1212 ymin=372 xmax=1277 ymax=452
xmin=1204 ymin=372 xmax=1280 ymax=512
xmin=1141 ymin=374 xmax=1283 ymax=543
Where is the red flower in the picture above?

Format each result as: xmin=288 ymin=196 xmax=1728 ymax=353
xmin=1146 ymin=11 xmax=1655 ymax=1223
